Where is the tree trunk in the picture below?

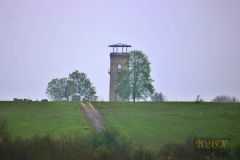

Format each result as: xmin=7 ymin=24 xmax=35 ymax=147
xmin=133 ymin=92 xmax=135 ymax=102
xmin=133 ymin=70 xmax=137 ymax=102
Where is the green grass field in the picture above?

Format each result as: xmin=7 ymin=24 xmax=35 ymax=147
xmin=93 ymin=102 xmax=240 ymax=150
xmin=0 ymin=101 xmax=239 ymax=150
xmin=0 ymin=101 xmax=90 ymax=137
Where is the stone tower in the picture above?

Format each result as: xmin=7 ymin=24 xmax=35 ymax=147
xmin=108 ymin=43 xmax=131 ymax=101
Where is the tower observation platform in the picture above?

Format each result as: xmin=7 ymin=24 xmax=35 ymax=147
xmin=108 ymin=43 xmax=132 ymax=54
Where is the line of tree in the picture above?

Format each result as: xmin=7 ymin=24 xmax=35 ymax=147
xmin=212 ymin=95 xmax=238 ymax=102
xmin=116 ymin=50 xmax=155 ymax=102
xmin=46 ymin=71 xmax=96 ymax=101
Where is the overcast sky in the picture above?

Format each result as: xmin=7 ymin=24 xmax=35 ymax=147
xmin=0 ymin=0 xmax=239 ymax=101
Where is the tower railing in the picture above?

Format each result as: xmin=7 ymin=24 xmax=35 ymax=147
xmin=108 ymin=43 xmax=132 ymax=54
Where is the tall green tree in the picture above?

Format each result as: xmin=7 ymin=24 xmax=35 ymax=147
xmin=117 ymin=50 xmax=154 ymax=102
xmin=46 ymin=78 xmax=74 ymax=100
xmin=68 ymin=71 xmax=96 ymax=100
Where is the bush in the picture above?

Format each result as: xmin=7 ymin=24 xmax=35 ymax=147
xmin=151 ymin=92 xmax=166 ymax=102
xmin=158 ymin=138 xmax=237 ymax=160
xmin=13 ymin=98 xmax=23 ymax=102
xmin=0 ymin=120 xmax=155 ymax=160
xmin=1 ymin=120 xmax=239 ymax=160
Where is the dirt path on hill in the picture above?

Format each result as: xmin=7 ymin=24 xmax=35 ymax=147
xmin=81 ymin=101 xmax=105 ymax=132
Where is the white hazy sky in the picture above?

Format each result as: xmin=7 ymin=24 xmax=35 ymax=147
xmin=0 ymin=0 xmax=240 ymax=101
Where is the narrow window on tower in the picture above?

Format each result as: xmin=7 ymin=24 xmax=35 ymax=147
xmin=117 ymin=64 xmax=122 ymax=69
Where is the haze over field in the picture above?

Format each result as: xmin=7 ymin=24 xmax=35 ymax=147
xmin=0 ymin=0 xmax=240 ymax=101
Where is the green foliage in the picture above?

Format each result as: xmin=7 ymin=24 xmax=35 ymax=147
xmin=158 ymin=142 xmax=233 ymax=160
xmin=46 ymin=70 xmax=96 ymax=101
xmin=0 ymin=119 xmax=9 ymax=145
xmin=46 ymin=78 xmax=75 ymax=101
xmin=1 ymin=119 xmax=239 ymax=160
xmin=212 ymin=95 xmax=238 ymax=102
xmin=116 ymin=69 xmax=130 ymax=100
xmin=159 ymin=143 xmax=195 ymax=160
xmin=0 ymin=120 xmax=155 ymax=160
xmin=68 ymin=71 xmax=96 ymax=101
xmin=117 ymin=50 xmax=154 ymax=102
xmin=151 ymin=92 xmax=166 ymax=101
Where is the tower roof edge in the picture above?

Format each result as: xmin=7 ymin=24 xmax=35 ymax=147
xmin=108 ymin=43 xmax=132 ymax=47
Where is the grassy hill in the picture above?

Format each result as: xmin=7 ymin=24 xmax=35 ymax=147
xmin=0 ymin=101 xmax=239 ymax=150
xmin=93 ymin=102 xmax=240 ymax=150
xmin=0 ymin=101 xmax=90 ymax=137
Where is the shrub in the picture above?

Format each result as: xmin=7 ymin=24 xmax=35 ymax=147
xmin=0 ymin=120 xmax=154 ymax=160
xmin=41 ymin=99 xmax=48 ymax=102
xmin=1 ymin=120 xmax=239 ymax=160
xmin=151 ymin=92 xmax=166 ymax=102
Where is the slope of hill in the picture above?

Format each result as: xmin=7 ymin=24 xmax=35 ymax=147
xmin=93 ymin=102 xmax=240 ymax=150
xmin=0 ymin=101 xmax=90 ymax=137
xmin=0 ymin=101 xmax=239 ymax=150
